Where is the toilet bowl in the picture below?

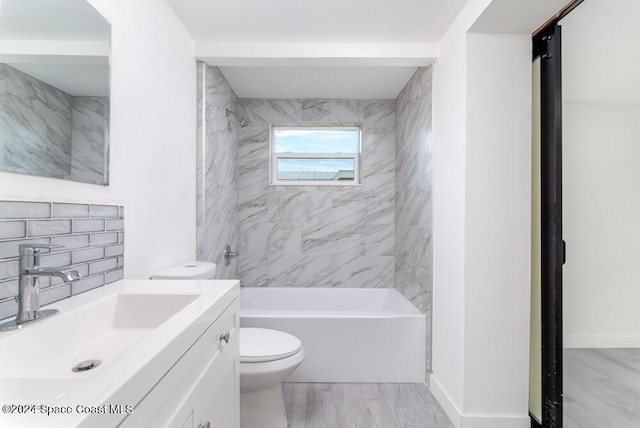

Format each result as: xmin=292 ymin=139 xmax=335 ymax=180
xmin=152 ymin=262 xmax=305 ymax=428
xmin=239 ymin=328 xmax=305 ymax=428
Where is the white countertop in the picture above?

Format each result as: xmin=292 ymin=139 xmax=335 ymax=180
xmin=0 ymin=279 xmax=239 ymax=428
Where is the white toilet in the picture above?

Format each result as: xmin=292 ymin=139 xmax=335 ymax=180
xmin=239 ymin=327 xmax=305 ymax=428
xmin=152 ymin=262 xmax=305 ymax=428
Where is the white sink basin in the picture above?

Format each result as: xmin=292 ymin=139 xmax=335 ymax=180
xmin=0 ymin=279 xmax=239 ymax=428
xmin=0 ymin=293 xmax=198 ymax=380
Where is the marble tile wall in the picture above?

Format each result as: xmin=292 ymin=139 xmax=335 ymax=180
xmin=196 ymin=64 xmax=238 ymax=279
xmin=236 ymin=99 xmax=396 ymax=289
xmin=0 ymin=64 xmax=108 ymax=184
xmin=395 ymin=67 xmax=433 ymax=369
xmin=0 ymin=200 xmax=125 ymax=320
xmin=70 ymin=96 xmax=109 ymax=184
xmin=0 ymin=63 xmax=72 ymax=178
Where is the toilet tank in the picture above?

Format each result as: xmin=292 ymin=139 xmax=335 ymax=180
xmin=151 ymin=261 xmax=217 ymax=280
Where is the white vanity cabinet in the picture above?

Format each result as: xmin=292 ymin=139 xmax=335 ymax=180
xmin=189 ymin=346 xmax=239 ymax=428
xmin=119 ymin=295 xmax=239 ymax=428
xmin=0 ymin=280 xmax=240 ymax=428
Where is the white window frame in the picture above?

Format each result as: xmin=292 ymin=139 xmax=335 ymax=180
xmin=269 ymin=123 xmax=362 ymax=186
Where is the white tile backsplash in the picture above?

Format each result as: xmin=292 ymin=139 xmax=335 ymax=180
xmin=0 ymin=238 xmax=49 ymax=259
xmin=0 ymin=221 xmax=26 ymax=240
xmin=52 ymin=234 xmax=90 ymax=250
xmin=27 ymin=219 xmax=72 ymax=237
xmin=0 ymin=200 xmax=124 ymax=320
xmin=0 ymin=201 xmax=51 ymax=219
xmin=72 ymin=247 xmax=105 ymax=264
xmin=91 ymin=205 xmax=119 ymax=218
xmin=73 ymin=219 xmax=105 ymax=233
xmin=52 ymin=203 xmax=90 ymax=218
xmin=90 ymin=232 xmax=119 ymax=246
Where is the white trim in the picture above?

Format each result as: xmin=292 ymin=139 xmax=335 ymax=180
xmin=0 ymin=40 xmax=110 ymax=58
xmin=564 ymin=335 xmax=640 ymax=348
xmin=270 ymin=124 xmax=362 ymax=186
xmin=461 ymin=416 xmax=530 ymax=428
xmin=197 ymin=62 xmax=207 ymax=257
xmin=429 ymin=374 xmax=463 ymax=428
xmin=429 ymin=374 xmax=530 ymax=428
xmin=274 ymin=124 xmax=361 ymax=131
xmin=195 ymin=42 xmax=438 ymax=67
xmin=270 ymin=181 xmax=362 ymax=187
xmin=276 ymin=153 xmax=358 ymax=158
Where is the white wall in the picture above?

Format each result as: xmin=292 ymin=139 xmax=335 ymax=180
xmin=563 ymin=103 xmax=640 ymax=347
xmin=430 ymin=0 xmax=480 ymax=416
xmin=430 ymin=0 xmax=562 ymax=427
xmin=463 ymin=32 xmax=531 ymax=424
xmin=560 ymin=0 xmax=640 ymax=349
xmin=0 ymin=0 xmax=197 ymax=278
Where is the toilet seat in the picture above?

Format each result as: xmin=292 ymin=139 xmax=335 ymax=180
xmin=240 ymin=328 xmax=302 ymax=363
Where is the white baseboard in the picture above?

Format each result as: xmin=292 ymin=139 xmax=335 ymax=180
xmin=429 ymin=374 xmax=463 ymax=428
xmin=429 ymin=374 xmax=530 ymax=428
xmin=460 ymin=416 xmax=530 ymax=428
xmin=564 ymin=335 xmax=640 ymax=348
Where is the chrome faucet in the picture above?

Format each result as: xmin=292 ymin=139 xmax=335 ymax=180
xmin=14 ymin=244 xmax=81 ymax=326
xmin=223 ymin=244 xmax=239 ymax=267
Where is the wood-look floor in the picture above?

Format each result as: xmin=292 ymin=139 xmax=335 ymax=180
xmin=283 ymin=383 xmax=454 ymax=428
xmin=565 ymin=348 xmax=640 ymax=428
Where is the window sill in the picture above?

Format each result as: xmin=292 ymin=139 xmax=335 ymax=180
xmin=270 ymin=181 xmax=362 ymax=187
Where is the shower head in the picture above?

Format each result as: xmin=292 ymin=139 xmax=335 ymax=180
xmin=225 ymin=108 xmax=250 ymax=127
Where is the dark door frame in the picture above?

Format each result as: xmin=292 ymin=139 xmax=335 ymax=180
xmin=533 ymin=23 xmax=564 ymax=428
xmin=531 ymin=1 xmax=583 ymax=427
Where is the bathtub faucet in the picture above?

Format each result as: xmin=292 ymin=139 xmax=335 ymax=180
xmin=223 ymin=244 xmax=239 ymax=267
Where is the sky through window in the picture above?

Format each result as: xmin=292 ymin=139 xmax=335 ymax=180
xmin=272 ymin=126 xmax=360 ymax=183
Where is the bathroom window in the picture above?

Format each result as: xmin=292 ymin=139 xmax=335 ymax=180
xmin=270 ymin=124 xmax=362 ymax=185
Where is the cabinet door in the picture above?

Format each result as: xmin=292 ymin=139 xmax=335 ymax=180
xmin=194 ymin=348 xmax=239 ymax=428
xmin=123 ymin=299 xmax=239 ymax=428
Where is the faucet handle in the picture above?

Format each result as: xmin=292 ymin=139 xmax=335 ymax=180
xmin=19 ymin=243 xmax=64 ymax=255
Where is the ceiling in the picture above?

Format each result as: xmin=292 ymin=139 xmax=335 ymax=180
xmin=0 ymin=0 xmax=109 ymax=41
xmin=8 ymin=63 xmax=109 ymax=97
xmin=166 ymin=0 xmax=467 ymax=44
xmin=0 ymin=0 xmax=110 ymax=97
xmin=167 ymin=0 xmax=469 ymax=99
xmin=221 ymin=66 xmax=419 ymax=100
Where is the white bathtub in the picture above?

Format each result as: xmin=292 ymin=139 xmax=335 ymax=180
xmin=240 ymin=287 xmax=426 ymax=383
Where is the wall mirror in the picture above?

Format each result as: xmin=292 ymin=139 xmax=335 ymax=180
xmin=0 ymin=0 xmax=111 ymax=185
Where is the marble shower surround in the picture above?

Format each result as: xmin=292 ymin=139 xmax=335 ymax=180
xmin=70 ymin=96 xmax=109 ymax=183
xmin=236 ymin=99 xmax=396 ymax=289
xmin=196 ymin=64 xmax=238 ymax=279
xmin=396 ymin=67 xmax=433 ymax=369
xmin=0 ymin=64 xmax=108 ymax=183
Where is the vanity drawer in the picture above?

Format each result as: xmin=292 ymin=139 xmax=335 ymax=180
xmin=119 ymin=297 xmax=239 ymax=427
